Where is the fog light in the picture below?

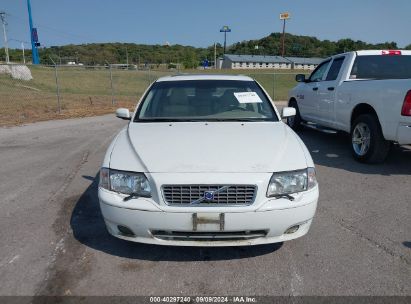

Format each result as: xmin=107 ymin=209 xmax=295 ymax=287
xmin=284 ymin=225 xmax=300 ymax=234
xmin=117 ymin=225 xmax=135 ymax=237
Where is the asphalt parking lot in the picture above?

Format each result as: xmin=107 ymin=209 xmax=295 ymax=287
xmin=0 ymin=113 xmax=410 ymax=296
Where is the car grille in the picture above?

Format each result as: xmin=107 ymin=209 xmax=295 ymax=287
xmin=162 ymin=185 xmax=257 ymax=206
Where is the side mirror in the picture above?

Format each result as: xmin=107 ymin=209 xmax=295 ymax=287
xmin=295 ymin=74 xmax=306 ymax=82
xmin=281 ymin=107 xmax=296 ymax=119
xmin=116 ymin=108 xmax=131 ymax=120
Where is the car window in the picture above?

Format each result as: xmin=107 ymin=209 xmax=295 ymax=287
xmin=350 ymin=55 xmax=411 ymax=79
xmin=135 ymin=80 xmax=278 ymax=122
xmin=326 ymin=57 xmax=345 ymax=81
xmin=309 ymin=60 xmax=331 ymax=82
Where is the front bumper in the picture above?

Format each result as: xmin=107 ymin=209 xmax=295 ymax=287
xmin=98 ymin=186 xmax=318 ymax=247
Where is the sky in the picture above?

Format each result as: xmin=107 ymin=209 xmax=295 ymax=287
xmin=1 ymin=0 xmax=411 ymax=49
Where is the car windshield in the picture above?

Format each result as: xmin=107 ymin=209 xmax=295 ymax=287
xmin=134 ymin=80 xmax=278 ymax=122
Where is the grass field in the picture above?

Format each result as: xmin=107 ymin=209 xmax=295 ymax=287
xmin=0 ymin=65 xmax=308 ymax=126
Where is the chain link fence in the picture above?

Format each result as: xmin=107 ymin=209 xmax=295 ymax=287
xmin=0 ymin=63 xmax=307 ymax=126
xmin=248 ymin=72 xmax=309 ymax=102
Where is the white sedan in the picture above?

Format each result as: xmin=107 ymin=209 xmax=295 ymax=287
xmin=98 ymin=75 xmax=319 ymax=246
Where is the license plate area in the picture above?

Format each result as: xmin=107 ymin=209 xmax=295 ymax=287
xmin=192 ymin=213 xmax=225 ymax=231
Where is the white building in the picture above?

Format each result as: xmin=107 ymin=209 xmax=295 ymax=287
xmin=221 ymin=54 xmax=323 ymax=70
xmin=285 ymin=57 xmax=323 ymax=70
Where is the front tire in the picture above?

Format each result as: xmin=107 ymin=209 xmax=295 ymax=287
xmin=287 ymin=99 xmax=303 ymax=131
xmin=350 ymin=114 xmax=391 ymax=163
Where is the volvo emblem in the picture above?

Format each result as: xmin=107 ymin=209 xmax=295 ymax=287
xmin=190 ymin=186 xmax=229 ymax=204
xmin=204 ymin=191 xmax=215 ymax=201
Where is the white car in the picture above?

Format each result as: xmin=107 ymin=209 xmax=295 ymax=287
xmin=98 ymin=75 xmax=319 ymax=246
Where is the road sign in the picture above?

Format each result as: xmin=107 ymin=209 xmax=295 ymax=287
xmin=280 ymin=12 xmax=290 ymax=20
xmin=31 ymin=28 xmax=38 ymax=42
xmin=220 ymin=26 xmax=231 ymax=33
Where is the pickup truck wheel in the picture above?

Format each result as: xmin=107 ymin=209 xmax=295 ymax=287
xmin=287 ymin=100 xmax=303 ymax=131
xmin=351 ymin=114 xmax=391 ymax=163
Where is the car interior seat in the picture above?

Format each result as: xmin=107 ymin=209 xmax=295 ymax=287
xmin=219 ymin=89 xmax=244 ymax=112
xmin=192 ymin=88 xmax=216 ymax=116
xmin=160 ymin=88 xmax=195 ymax=117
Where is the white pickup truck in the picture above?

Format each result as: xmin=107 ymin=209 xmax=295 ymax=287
xmin=288 ymin=50 xmax=411 ymax=163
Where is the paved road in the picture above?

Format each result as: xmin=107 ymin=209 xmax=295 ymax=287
xmin=0 ymin=114 xmax=410 ymax=296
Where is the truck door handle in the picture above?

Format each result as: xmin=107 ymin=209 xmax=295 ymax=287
xmin=312 ymin=87 xmax=318 ymax=91
xmin=327 ymin=87 xmax=335 ymax=91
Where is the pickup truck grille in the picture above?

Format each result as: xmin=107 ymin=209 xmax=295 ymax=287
xmin=162 ymin=185 xmax=257 ymax=206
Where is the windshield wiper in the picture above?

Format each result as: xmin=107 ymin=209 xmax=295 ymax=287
xmin=136 ymin=118 xmax=200 ymax=122
xmin=206 ymin=118 xmax=272 ymax=122
xmin=136 ymin=118 xmax=273 ymax=122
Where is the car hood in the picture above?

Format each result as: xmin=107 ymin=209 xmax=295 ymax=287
xmin=109 ymin=122 xmax=309 ymax=173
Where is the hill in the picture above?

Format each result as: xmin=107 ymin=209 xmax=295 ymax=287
xmin=229 ymin=33 xmax=409 ymax=57
xmin=2 ymin=32 xmax=410 ymax=67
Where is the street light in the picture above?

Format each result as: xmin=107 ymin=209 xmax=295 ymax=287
xmin=220 ymin=25 xmax=231 ymax=54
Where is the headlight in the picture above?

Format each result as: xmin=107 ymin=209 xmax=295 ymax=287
xmin=267 ymin=168 xmax=317 ymax=197
xmin=99 ymin=168 xmax=151 ymax=197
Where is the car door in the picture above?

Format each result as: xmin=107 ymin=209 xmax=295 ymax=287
xmin=298 ymin=60 xmax=331 ymax=121
xmin=315 ymin=56 xmax=345 ymax=127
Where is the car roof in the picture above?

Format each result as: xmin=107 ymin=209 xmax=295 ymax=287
xmin=355 ymin=50 xmax=411 ymax=56
xmin=156 ymin=74 xmax=254 ymax=82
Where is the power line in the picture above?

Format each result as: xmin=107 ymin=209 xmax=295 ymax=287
xmin=8 ymin=37 xmax=28 ymax=63
xmin=9 ymin=38 xmax=31 ymax=44
xmin=7 ymin=12 xmax=96 ymax=42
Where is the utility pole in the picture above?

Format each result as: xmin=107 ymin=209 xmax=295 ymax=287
xmin=138 ymin=54 xmax=141 ymax=69
xmin=281 ymin=19 xmax=286 ymax=56
xmin=214 ymin=42 xmax=217 ymax=69
xmin=0 ymin=12 xmax=10 ymax=63
xmin=27 ymin=0 xmax=40 ymax=64
xmin=125 ymin=46 xmax=129 ymax=68
xmin=279 ymin=12 xmax=290 ymax=57
xmin=22 ymin=42 xmax=26 ymax=64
